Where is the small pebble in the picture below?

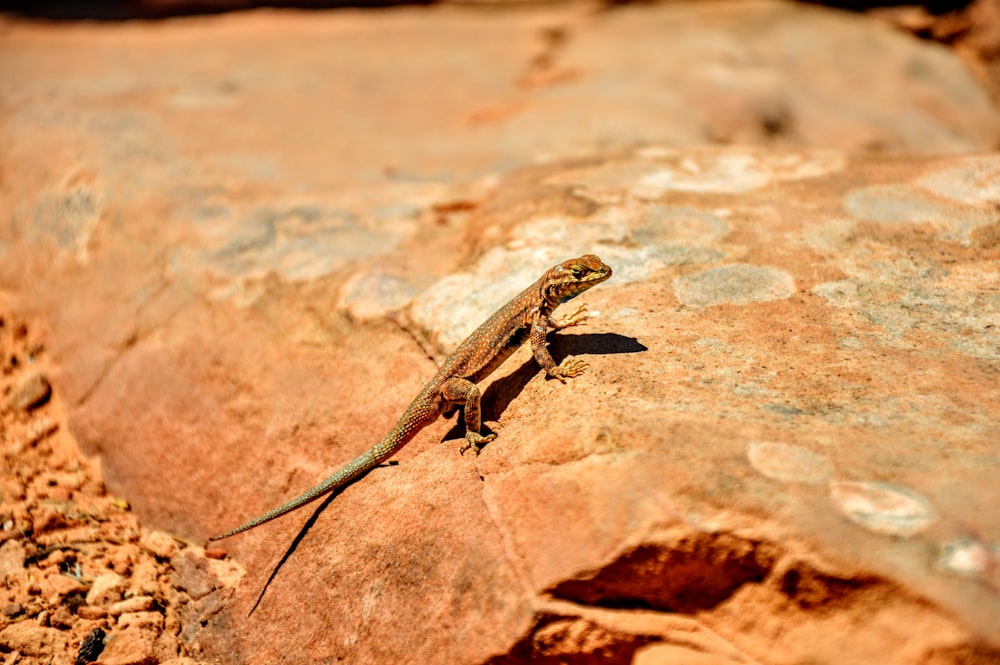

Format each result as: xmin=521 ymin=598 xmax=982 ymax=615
xmin=86 ymin=572 xmax=127 ymax=606
xmin=75 ymin=627 xmax=107 ymax=665
xmin=140 ymin=530 xmax=178 ymax=559
xmin=50 ymin=604 xmax=75 ymax=628
xmin=6 ymin=373 xmax=52 ymax=412
xmin=117 ymin=610 xmax=164 ymax=630
xmin=2 ymin=602 xmax=23 ymax=617
xmin=109 ymin=596 xmax=154 ymax=616
xmin=77 ymin=605 xmax=108 ymax=620
xmin=747 ymin=441 xmax=832 ymax=484
xmin=937 ymin=538 xmax=998 ymax=578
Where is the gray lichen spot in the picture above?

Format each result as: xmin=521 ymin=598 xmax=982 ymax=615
xmin=548 ymin=150 xmax=845 ymax=199
xmin=507 ymin=209 xmax=723 ymax=288
xmin=339 ymin=272 xmax=417 ymax=321
xmin=829 ymin=481 xmax=936 ymax=537
xmin=630 ymin=149 xmax=845 ymax=196
xmin=762 ymin=403 xmax=806 ymax=416
xmin=915 ymin=155 xmax=1000 ymax=207
xmin=747 ymin=442 xmax=832 ymax=485
xmin=837 ymin=336 xmax=864 ymax=349
xmin=28 ymin=186 xmax=102 ymax=261
xmin=812 ymin=280 xmax=859 ymax=308
xmin=169 ymin=201 xmax=415 ymax=306
xmin=637 ymin=205 xmax=729 ymax=246
xmin=673 ymin=264 xmax=796 ymax=307
xmin=843 ymin=184 xmax=998 ymax=242
xmin=207 ymin=204 xmax=407 ymax=281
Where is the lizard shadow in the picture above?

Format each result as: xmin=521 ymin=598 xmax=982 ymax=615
xmin=442 ymin=332 xmax=647 ymax=445
xmin=248 ymin=460 xmax=397 ymax=616
xmin=249 ymin=486 xmax=340 ymax=616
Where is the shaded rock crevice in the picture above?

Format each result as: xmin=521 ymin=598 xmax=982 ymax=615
xmin=485 ymin=612 xmax=658 ymax=665
xmin=547 ymin=531 xmax=779 ymax=614
xmin=489 ymin=525 xmax=988 ymax=665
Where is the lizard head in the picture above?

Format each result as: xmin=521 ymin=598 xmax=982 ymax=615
xmin=542 ymin=254 xmax=612 ymax=306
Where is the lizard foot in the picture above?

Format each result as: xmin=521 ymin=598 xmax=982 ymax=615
xmin=459 ymin=431 xmax=496 ymax=456
xmin=551 ymin=303 xmax=590 ymax=330
xmin=547 ymin=357 xmax=589 ymax=383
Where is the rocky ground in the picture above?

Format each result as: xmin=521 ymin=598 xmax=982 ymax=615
xmin=0 ymin=313 xmax=238 ymax=664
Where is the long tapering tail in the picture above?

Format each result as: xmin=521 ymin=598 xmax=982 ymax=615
xmin=209 ymin=384 xmax=444 ymax=541
xmin=209 ymin=447 xmax=380 ymax=541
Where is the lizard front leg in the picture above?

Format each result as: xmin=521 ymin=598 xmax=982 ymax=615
xmin=549 ymin=303 xmax=590 ymax=330
xmin=530 ymin=311 xmax=589 ymax=383
xmin=440 ymin=378 xmax=497 ymax=455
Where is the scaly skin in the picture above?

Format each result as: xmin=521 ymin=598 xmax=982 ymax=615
xmin=209 ymin=255 xmax=612 ymax=541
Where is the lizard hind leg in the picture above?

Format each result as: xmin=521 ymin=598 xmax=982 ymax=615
xmin=440 ymin=377 xmax=497 ymax=456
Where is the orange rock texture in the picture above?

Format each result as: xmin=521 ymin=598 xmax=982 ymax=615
xmin=1 ymin=2 xmax=998 ymax=664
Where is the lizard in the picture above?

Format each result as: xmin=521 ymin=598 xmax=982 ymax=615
xmin=210 ymin=254 xmax=612 ymax=541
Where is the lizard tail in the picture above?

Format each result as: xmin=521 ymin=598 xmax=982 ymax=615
xmin=208 ymin=447 xmax=380 ymax=541
xmin=209 ymin=387 xmax=441 ymax=541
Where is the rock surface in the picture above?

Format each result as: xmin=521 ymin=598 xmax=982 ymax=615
xmin=874 ymin=0 xmax=1000 ymax=106
xmin=1 ymin=3 xmax=999 ymax=664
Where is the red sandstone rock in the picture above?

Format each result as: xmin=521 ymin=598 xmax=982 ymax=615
xmin=86 ymin=573 xmax=127 ymax=607
xmin=100 ymin=626 xmax=159 ymax=665
xmin=0 ymin=4 xmax=998 ymax=664
xmin=0 ymin=621 xmax=68 ymax=659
